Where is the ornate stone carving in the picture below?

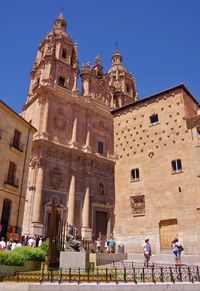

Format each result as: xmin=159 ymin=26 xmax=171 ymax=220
xmin=30 ymin=155 xmax=44 ymax=169
xmin=49 ymin=167 xmax=63 ymax=189
xmin=148 ymin=151 xmax=154 ymax=158
xmin=53 ymin=109 xmax=67 ymax=130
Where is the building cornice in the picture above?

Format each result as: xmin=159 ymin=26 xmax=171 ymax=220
xmin=111 ymin=84 xmax=199 ymax=115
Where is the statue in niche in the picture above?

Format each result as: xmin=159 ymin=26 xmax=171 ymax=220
xmin=65 ymin=224 xmax=82 ymax=252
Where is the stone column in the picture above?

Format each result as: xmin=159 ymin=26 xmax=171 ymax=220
xmin=32 ymin=156 xmax=43 ymax=223
xmin=81 ymin=174 xmax=92 ymax=240
xmin=67 ymin=171 xmax=76 ymax=225
xmin=42 ymin=98 xmax=49 ymax=134
xmin=84 ymin=123 xmax=92 ymax=152
xmin=72 ymin=66 xmax=79 ymax=95
xmin=71 ymin=116 xmax=77 ymax=146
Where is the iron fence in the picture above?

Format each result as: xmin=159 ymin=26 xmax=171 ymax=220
xmin=3 ymin=265 xmax=200 ymax=284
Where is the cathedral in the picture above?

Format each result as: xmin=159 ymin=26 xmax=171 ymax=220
xmin=22 ymin=13 xmax=200 ymax=255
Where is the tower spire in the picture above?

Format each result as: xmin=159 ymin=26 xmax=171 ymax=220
xmin=53 ymin=12 xmax=67 ymax=31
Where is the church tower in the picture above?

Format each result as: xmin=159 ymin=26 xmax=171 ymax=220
xmin=108 ymin=48 xmax=138 ymax=108
xmin=27 ymin=13 xmax=79 ymax=102
xmin=22 ymin=14 xmax=115 ymax=240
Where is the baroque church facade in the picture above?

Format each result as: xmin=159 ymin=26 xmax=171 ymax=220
xmin=22 ymin=13 xmax=200 ymax=255
xmin=22 ymin=14 xmax=137 ymax=240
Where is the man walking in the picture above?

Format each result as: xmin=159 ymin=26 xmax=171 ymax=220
xmin=143 ymin=238 xmax=151 ymax=267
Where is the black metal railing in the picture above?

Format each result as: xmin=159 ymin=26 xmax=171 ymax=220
xmin=3 ymin=265 xmax=200 ymax=284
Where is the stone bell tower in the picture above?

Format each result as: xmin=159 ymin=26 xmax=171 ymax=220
xmin=108 ymin=48 xmax=138 ymax=108
xmin=22 ymin=14 xmax=115 ymax=240
xmin=27 ymin=13 xmax=79 ymax=103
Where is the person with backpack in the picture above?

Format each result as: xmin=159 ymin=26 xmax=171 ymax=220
xmin=171 ymin=238 xmax=184 ymax=265
xmin=143 ymin=238 xmax=151 ymax=267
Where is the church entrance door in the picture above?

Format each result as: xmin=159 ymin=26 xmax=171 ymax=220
xmin=95 ymin=211 xmax=107 ymax=240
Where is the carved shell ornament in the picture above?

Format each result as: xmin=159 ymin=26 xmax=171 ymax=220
xmin=148 ymin=151 xmax=154 ymax=158
xmin=53 ymin=109 xmax=67 ymax=130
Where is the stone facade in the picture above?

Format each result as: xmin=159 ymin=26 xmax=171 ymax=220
xmin=112 ymin=85 xmax=200 ymax=255
xmin=21 ymin=13 xmax=200 ymax=254
xmin=22 ymin=14 xmax=137 ymax=240
xmin=0 ymin=100 xmax=36 ymax=240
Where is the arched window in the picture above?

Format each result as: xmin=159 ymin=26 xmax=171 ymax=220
xmin=99 ymin=183 xmax=104 ymax=195
xmin=1 ymin=199 xmax=12 ymax=226
xmin=131 ymin=168 xmax=140 ymax=182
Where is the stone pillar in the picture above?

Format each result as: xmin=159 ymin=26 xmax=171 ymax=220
xmin=29 ymin=155 xmax=44 ymax=236
xmin=84 ymin=123 xmax=92 ymax=152
xmin=72 ymin=66 xmax=79 ymax=96
xmin=32 ymin=157 xmax=43 ymax=223
xmin=71 ymin=116 xmax=78 ymax=146
xmin=81 ymin=174 xmax=92 ymax=240
xmin=42 ymin=98 xmax=49 ymax=134
xmin=67 ymin=172 xmax=76 ymax=225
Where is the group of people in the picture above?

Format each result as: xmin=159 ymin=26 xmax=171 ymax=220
xmin=0 ymin=235 xmax=43 ymax=251
xmin=96 ymin=237 xmax=115 ymax=253
xmin=143 ymin=238 xmax=184 ymax=267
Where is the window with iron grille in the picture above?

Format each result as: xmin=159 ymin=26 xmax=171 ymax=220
xmin=131 ymin=168 xmax=140 ymax=182
xmin=130 ymin=195 xmax=145 ymax=216
xmin=171 ymin=159 xmax=182 ymax=173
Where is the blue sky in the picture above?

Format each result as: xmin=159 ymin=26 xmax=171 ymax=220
xmin=0 ymin=0 xmax=200 ymax=112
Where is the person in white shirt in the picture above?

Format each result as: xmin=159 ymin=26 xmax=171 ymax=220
xmin=143 ymin=238 xmax=151 ymax=267
xmin=0 ymin=238 xmax=6 ymax=250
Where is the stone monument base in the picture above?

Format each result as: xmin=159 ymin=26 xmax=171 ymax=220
xmin=59 ymin=251 xmax=89 ymax=269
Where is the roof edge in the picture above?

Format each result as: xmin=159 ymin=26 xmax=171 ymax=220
xmin=0 ymin=99 xmax=37 ymax=132
xmin=111 ymin=84 xmax=198 ymax=115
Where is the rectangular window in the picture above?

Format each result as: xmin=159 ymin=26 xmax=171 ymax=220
xmin=58 ymin=76 xmax=65 ymax=87
xmin=171 ymin=159 xmax=182 ymax=173
xmin=7 ymin=161 xmax=18 ymax=187
xmin=150 ymin=114 xmax=159 ymax=125
xmin=13 ymin=129 xmax=21 ymax=148
xmin=98 ymin=141 xmax=104 ymax=154
xmin=62 ymin=49 xmax=67 ymax=59
xmin=131 ymin=168 xmax=140 ymax=182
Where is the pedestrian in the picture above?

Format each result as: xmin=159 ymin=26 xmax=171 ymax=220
xmin=171 ymin=238 xmax=184 ymax=265
xmin=96 ymin=237 xmax=101 ymax=253
xmin=0 ymin=238 xmax=6 ymax=250
xmin=105 ymin=240 xmax=110 ymax=253
xmin=143 ymin=238 xmax=151 ymax=267
xmin=109 ymin=237 xmax=114 ymax=253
